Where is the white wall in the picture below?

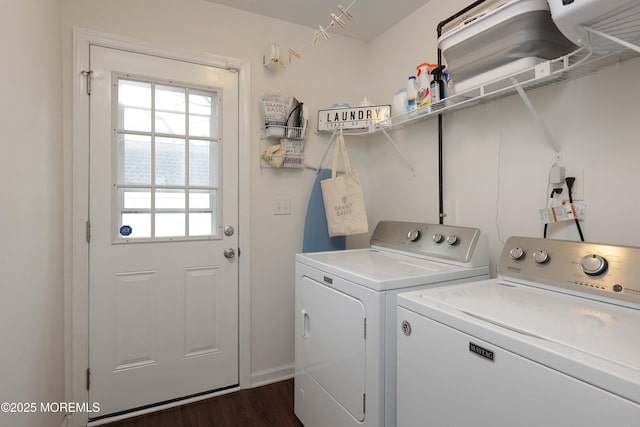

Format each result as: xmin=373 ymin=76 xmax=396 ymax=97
xmin=0 ymin=1 xmax=65 ymax=426
xmin=365 ymin=0 xmax=640 ymax=273
xmin=60 ymin=0 xmax=367 ymax=386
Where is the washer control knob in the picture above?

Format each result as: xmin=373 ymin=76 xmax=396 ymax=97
xmin=432 ymin=233 xmax=444 ymax=244
xmin=580 ymin=254 xmax=608 ymax=276
xmin=446 ymin=235 xmax=458 ymax=245
xmin=407 ymin=229 xmax=421 ymax=242
xmin=509 ymin=247 xmax=525 ymax=260
xmin=533 ymin=250 xmax=549 ymax=264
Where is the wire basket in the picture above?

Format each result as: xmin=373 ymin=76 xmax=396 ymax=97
xmin=263 ymin=125 xmax=308 ymax=140
xmin=261 ymin=153 xmax=305 ymax=169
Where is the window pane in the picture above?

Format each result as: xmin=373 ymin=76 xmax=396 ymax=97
xmin=155 ymin=137 xmax=185 ymax=185
xmin=119 ymin=80 xmax=152 ymax=109
xmin=156 ymin=189 xmax=185 ymax=210
xmin=156 ymin=111 xmax=186 ymax=135
xmin=189 ymin=116 xmax=212 ymax=138
xmin=156 ymin=85 xmax=185 ymax=112
xmin=121 ymin=188 xmax=151 ymax=210
xmin=118 ymin=189 xmax=151 ymax=239
xmin=156 ymin=189 xmax=185 ymax=237
xmin=189 ymin=91 xmax=214 ymax=115
xmin=189 ymin=213 xmax=212 ymax=236
xmin=189 ymin=189 xmax=212 ymax=209
xmin=156 ymin=85 xmax=185 ymax=135
xmin=189 ymin=190 xmax=217 ymax=236
xmin=156 ymin=213 xmax=185 ymax=237
xmin=118 ymin=80 xmax=152 ymax=132
xmin=189 ymin=140 xmax=218 ymax=186
xmin=189 ymin=190 xmax=217 ymax=237
xmin=119 ymin=134 xmax=151 ymax=185
xmin=189 ymin=90 xmax=217 ymax=138
xmin=122 ymin=107 xmax=152 ymax=132
xmin=120 ymin=213 xmax=151 ymax=238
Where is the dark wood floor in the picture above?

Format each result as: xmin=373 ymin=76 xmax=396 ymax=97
xmin=104 ymin=379 xmax=304 ymax=427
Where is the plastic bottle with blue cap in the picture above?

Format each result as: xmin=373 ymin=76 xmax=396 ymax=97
xmin=406 ymin=76 xmax=418 ymax=115
xmin=392 ymin=87 xmax=407 ymax=118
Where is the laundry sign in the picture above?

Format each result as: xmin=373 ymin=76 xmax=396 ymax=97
xmin=318 ymin=105 xmax=391 ymax=131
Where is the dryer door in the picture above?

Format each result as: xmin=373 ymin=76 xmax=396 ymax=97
xmin=298 ymin=276 xmax=366 ymax=421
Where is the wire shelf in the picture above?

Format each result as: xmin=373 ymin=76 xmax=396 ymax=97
xmin=333 ymin=44 xmax=639 ymax=136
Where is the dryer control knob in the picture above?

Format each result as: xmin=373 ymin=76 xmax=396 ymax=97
xmin=407 ymin=229 xmax=421 ymax=242
xmin=509 ymin=247 xmax=525 ymax=260
xmin=446 ymin=235 xmax=458 ymax=245
xmin=533 ymin=250 xmax=550 ymax=264
xmin=432 ymin=233 xmax=444 ymax=243
xmin=580 ymin=254 xmax=608 ymax=276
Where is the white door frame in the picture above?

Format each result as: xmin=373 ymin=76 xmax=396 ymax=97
xmin=69 ymin=27 xmax=251 ymax=426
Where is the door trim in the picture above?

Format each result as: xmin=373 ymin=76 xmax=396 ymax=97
xmin=69 ymin=27 xmax=251 ymax=426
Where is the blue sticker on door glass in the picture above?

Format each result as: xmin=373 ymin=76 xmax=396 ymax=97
xmin=120 ymin=225 xmax=132 ymax=236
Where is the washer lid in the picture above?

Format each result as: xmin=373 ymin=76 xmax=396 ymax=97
xmin=296 ymin=249 xmax=489 ymax=291
xmin=402 ymin=280 xmax=640 ymax=369
xmin=398 ymin=280 xmax=640 ymax=402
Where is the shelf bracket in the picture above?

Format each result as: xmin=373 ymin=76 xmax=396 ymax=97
xmin=380 ymin=128 xmax=416 ymax=175
xmin=583 ymin=26 xmax=640 ymax=54
xmin=315 ymin=129 xmax=416 ymax=175
xmin=315 ymin=131 xmax=338 ymax=174
xmin=511 ymin=78 xmax=562 ymax=160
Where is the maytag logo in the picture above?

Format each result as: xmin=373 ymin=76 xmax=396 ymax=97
xmin=469 ymin=342 xmax=495 ymax=362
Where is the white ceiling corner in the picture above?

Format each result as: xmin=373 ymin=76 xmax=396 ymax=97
xmin=204 ymin=0 xmax=431 ymax=42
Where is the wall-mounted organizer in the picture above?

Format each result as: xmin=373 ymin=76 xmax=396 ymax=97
xmin=260 ymin=93 xmax=309 ymax=169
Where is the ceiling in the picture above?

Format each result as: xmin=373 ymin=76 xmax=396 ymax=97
xmin=204 ymin=0 xmax=431 ymax=42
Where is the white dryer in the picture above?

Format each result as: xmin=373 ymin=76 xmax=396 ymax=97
xmin=295 ymin=221 xmax=490 ymax=427
xmin=397 ymin=236 xmax=640 ymax=427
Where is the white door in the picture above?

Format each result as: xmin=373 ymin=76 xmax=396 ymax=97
xmin=88 ymin=45 xmax=239 ymax=417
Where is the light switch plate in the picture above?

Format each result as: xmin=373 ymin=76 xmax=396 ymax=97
xmin=274 ymin=197 xmax=291 ymax=215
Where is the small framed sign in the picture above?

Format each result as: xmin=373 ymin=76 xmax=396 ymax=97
xmin=317 ymin=105 xmax=391 ymax=132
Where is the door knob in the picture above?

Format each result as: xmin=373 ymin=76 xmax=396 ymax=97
xmin=224 ymin=248 xmax=235 ymax=259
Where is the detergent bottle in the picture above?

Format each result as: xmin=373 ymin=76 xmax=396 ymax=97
xmin=416 ymin=63 xmax=436 ymax=108
xmin=406 ymin=76 xmax=418 ymax=113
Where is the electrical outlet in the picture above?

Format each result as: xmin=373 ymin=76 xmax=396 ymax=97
xmin=274 ymin=197 xmax=291 ymax=215
xmin=565 ymin=169 xmax=584 ymax=201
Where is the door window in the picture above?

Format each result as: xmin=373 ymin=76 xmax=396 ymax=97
xmin=114 ymin=76 xmax=220 ymax=241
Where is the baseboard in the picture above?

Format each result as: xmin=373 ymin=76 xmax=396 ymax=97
xmin=250 ymin=363 xmax=295 ymax=388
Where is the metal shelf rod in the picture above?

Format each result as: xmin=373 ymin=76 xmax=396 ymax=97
xmin=584 ymin=26 xmax=640 ymax=54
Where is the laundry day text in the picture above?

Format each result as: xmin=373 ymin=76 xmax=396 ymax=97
xmin=317 ymin=105 xmax=391 ymax=131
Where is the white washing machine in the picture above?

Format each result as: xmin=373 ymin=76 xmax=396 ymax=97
xmin=397 ymin=236 xmax=640 ymax=427
xmin=295 ymin=221 xmax=490 ymax=427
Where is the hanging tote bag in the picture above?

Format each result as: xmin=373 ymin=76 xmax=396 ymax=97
xmin=320 ymin=131 xmax=369 ymax=237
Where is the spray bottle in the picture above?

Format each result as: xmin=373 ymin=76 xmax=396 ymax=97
xmin=430 ymin=65 xmax=446 ymax=103
xmin=416 ymin=63 xmax=436 ymax=108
